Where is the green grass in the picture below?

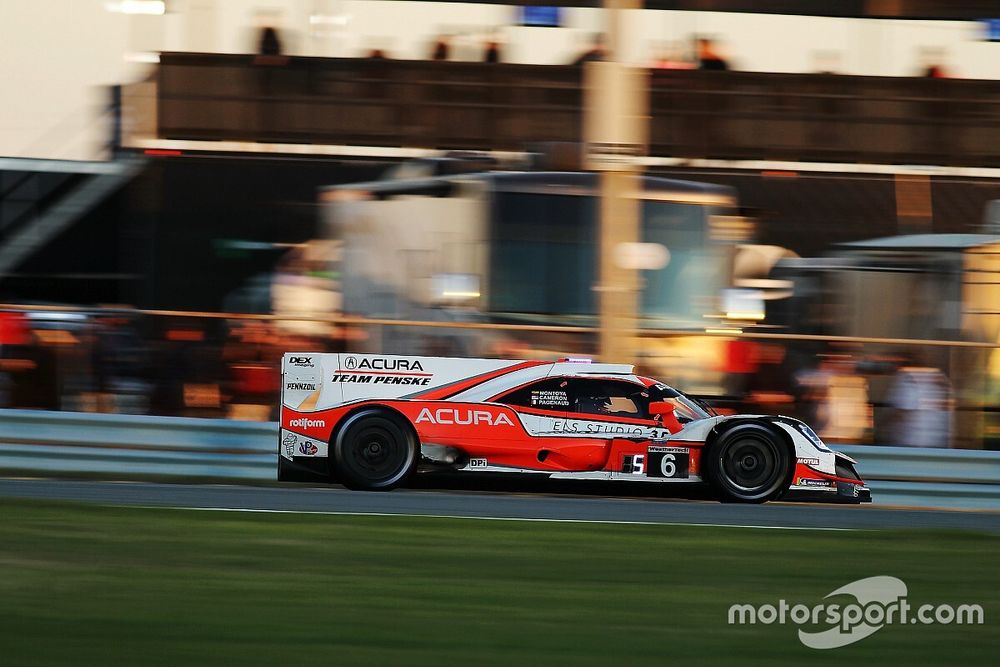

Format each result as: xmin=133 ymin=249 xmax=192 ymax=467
xmin=0 ymin=500 xmax=996 ymax=666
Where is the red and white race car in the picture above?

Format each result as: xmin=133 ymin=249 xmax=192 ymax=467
xmin=278 ymin=354 xmax=870 ymax=503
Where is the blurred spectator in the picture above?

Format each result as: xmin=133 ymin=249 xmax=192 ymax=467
xmin=0 ymin=311 xmax=33 ymax=408
xmin=721 ymin=338 xmax=758 ymax=400
xmin=744 ymin=343 xmax=798 ymax=416
xmin=918 ymin=47 xmax=949 ymax=78
xmin=697 ymin=37 xmax=729 ymax=71
xmin=483 ymin=36 xmax=502 ymax=63
xmin=572 ymin=34 xmax=607 ymax=66
xmin=258 ymin=25 xmax=283 ymax=57
xmin=812 ymin=50 xmax=842 ymax=74
xmin=149 ymin=320 xmax=226 ymax=418
xmin=652 ymin=42 xmax=694 ymax=70
xmin=91 ymin=315 xmax=151 ymax=415
xmin=366 ymin=48 xmax=388 ymax=59
xmin=822 ymin=354 xmax=872 ymax=443
xmin=923 ymin=62 xmax=948 ymax=78
xmin=430 ymin=35 xmax=451 ymax=61
xmin=223 ymin=321 xmax=280 ymax=421
xmin=887 ymin=354 xmax=953 ymax=447
xmin=797 ymin=353 xmax=872 ymax=443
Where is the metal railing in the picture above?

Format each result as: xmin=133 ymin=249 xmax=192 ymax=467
xmin=1 ymin=408 xmax=999 ymax=509
xmin=0 ymin=409 xmax=273 ymax=479
xmin=1 ymin=302 xmax=997 ymax=448
xmin=143 ymin=53 xmax=1000 ymax=167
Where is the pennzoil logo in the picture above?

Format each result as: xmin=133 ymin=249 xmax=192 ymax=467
xmin=344 ymin=356 xmax=425 ymax=372
xmin=415 ymin=408 xmax=514 ymax=427
xmin=286 ymin=382 xmax=316 ymax=391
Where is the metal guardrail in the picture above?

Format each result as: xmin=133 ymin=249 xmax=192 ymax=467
xmin=1 ymin=409 xmax=999 ymax=509
xmin=0 ymin=409 xmax=274 ymax=480
xmin=834 ymin=444 xmax=1000 ymax=510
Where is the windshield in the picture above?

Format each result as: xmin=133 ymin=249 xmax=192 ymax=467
xmin=648 ymin=383 xmax=714 ymax=422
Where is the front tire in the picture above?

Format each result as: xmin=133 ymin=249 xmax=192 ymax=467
xmin=704 ymin=424 xmax=792 ymax=503
xmin=332 ymin=409 xmax=417 ymax=491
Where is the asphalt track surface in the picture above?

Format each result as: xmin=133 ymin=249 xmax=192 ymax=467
xmin=1 ymin=477 xmax=999 ymax=532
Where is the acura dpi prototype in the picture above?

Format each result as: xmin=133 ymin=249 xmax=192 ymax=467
xmin=278 ymin=354 xmax=871 ymax=503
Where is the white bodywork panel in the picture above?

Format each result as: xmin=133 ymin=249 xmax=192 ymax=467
xmin=282 ymin=353 xmax=529 ymax=412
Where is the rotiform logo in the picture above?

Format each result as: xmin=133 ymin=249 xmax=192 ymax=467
xmin=289 ymin=418 xmax=326 ymax=429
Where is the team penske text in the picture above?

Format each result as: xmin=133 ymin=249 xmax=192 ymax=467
xmin=330 ymin=374 xmax=431 ymax=385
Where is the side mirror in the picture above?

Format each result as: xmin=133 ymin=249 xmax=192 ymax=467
xmin=648 ymin=402 xmax=674 ymax=418
xmin=649 ymin=401 xmax=682 ymax=434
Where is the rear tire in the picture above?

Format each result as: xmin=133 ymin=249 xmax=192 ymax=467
xmin=332 ymin=409 xmax=417 ymax=491
xmin=704 ymin=424 xmax=792 ymax=503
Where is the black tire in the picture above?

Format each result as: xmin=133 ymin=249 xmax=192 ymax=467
xmin=332 ymin=409 xmax=418 ymax=491
xmin=704 ymin=423 xmax=793 ymax=503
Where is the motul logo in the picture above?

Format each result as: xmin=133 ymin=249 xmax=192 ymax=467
xmin=415 ymin=408 xmax=514 ymax=427
xmin=289 ymin=418 xmax=326 ymax=429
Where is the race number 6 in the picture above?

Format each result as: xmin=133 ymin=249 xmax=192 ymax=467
xmin=660 ymin=453 xmax=676 ymax=477
xmin=647 ymin=448 xmax=689 ymax=479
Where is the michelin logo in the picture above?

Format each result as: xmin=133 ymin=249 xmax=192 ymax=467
xmin=281 ymin=432 xmax=297 ymax=459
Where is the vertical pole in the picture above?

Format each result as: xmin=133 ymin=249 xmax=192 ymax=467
xmin=598 ymin=170 xmax=641 ymax=363
xmin=109 ymin=84 xmax=123 ymax=160
xmin=586 ymin=0 xmax=645 ymax=363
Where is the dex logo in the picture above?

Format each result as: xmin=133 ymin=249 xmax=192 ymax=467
xmin=288 ymin=356 xmax=314 ymax=367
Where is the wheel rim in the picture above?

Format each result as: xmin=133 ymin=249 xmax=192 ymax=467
xmin=720 ymin=435 xmax=782 ymax=495
xmin=342 ymin=422 xmax=412 ymax=485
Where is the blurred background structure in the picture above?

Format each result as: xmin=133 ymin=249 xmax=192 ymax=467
xmin=1 ymin=0 xmax=999 ymax=448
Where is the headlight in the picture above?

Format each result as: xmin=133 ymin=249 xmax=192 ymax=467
xmin=797 ymin=423 xmax=830 ymax=452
